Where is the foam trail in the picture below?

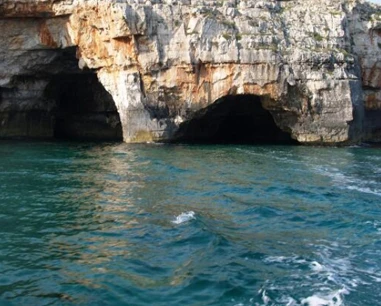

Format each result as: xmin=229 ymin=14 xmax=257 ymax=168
xmin=313 ymin=166 xmax=381 ymax=197
xmin=172 ymin=211 xmax=195 ymax=224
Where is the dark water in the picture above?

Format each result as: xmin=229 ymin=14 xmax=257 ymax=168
xmin=0 ymin=142 xmax=380 ymax=306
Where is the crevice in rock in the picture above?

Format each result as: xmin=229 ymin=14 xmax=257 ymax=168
xmin=173 ymin=94 xmax=298 ymax=145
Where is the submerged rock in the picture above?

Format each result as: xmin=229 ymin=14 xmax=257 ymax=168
xmin=0 ymin=0 xmax=380 ymax=144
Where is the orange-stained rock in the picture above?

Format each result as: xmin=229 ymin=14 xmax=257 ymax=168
xmin=38 ymin=21 xmax=58 ymax=48
xmin=0 ymin=1 xmax=55 ymax=17
xmin=1 ymin=0 xmax=381 ymax=144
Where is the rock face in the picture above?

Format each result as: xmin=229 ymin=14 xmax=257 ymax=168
xmin=0 ymin=0 xmax=380 ymax=144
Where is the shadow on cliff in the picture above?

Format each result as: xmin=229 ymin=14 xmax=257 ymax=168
xmin=345 ymin=1 xmax=381 ymax=143
xmin=131 ymin=6 xmax=181 ymax=132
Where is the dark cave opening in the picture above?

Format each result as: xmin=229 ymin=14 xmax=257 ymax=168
xmin=44 ymin=49 xmax=122 ymax=141
xmin=48 ymin=73 xmax=122 ymax=141
xmin=174 ymin=95 xmax=297 ymax=145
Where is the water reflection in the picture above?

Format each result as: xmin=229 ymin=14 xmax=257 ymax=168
xmin=41 ymin=144 xmax=153 ymax=296
xmin=0 ymin=142 xmax=380 ymax=305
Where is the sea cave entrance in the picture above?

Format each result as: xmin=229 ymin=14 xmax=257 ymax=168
xmin=174 ymin=94 xmax=297 ymax=145
xmin=44 ymin=48 xmax=123 ymax=141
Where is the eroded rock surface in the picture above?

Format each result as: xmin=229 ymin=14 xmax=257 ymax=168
xmin=0 ymin=0 xmax=380 ymax=143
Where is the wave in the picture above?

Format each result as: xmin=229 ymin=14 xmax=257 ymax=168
xmin=346 ymin=185 xmax=381 ymax=197
xmin=172 ymin=211 xmax=196 ymax=224
xmin=266 ymin=288 xmax=348 ymax=306
xmin=253 ymin=287 xmax=348 ymax=306
xmin=260 ymin=240 xmax=374 ymax=306
xmin=264 ymin=255 xmax=307 ymax=265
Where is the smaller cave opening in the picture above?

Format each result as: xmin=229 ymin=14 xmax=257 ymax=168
xmin=174 ymin=94 xmax=297 ymax=145
xmin=45 ymin=72 xmax=123 ymax=141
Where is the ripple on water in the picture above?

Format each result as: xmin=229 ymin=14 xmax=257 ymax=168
xmin=0 ymin=142 xmax=380 ymax=305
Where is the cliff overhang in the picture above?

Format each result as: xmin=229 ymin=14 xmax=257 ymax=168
xmin=1 ymin=0 xmax=380 ymax=144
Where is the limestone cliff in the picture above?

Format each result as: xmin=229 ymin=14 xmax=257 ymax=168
xmin=0 ymin=0 xmax=380 ymax=144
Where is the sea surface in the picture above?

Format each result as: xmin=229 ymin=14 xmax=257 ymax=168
xmin=0 ymin=141 xmax=380 ymax=306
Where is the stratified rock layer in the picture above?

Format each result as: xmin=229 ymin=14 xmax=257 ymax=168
xmin=0 ymin=0 xmax=380 ymax=144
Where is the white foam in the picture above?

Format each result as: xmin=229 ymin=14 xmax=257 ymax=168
xmin=262 ymin=290 xmax=271 ymax=304
xmin=258 ymin=288 xmax=271 ymax=305
xmin=346 ymin=185 xmax=381 ymax=197
xmin=285 ymin=297 xmax=298 ymax=306
xmin=365 ymin=220 xmax=381 ymax=233
xmin=257 ymin=287 xmax=349 ymax=306
xmin=264 ymin=255 xmax=307 ymax=265
xmin=264 ymin=256 xmax=287 ymax=263
xmin=301 ymin=288 xmax=348 ymax=306
xmin=310 ymin=261 xmax=324 ymax=272
xmin=172 ymin=211 xmax=195 ymax=224
xmin=371 ymin=276 xmax=381 ymax=282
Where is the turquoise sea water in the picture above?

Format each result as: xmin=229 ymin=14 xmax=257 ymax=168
xmin=0 ymin=141 xmax=380 ymax=306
